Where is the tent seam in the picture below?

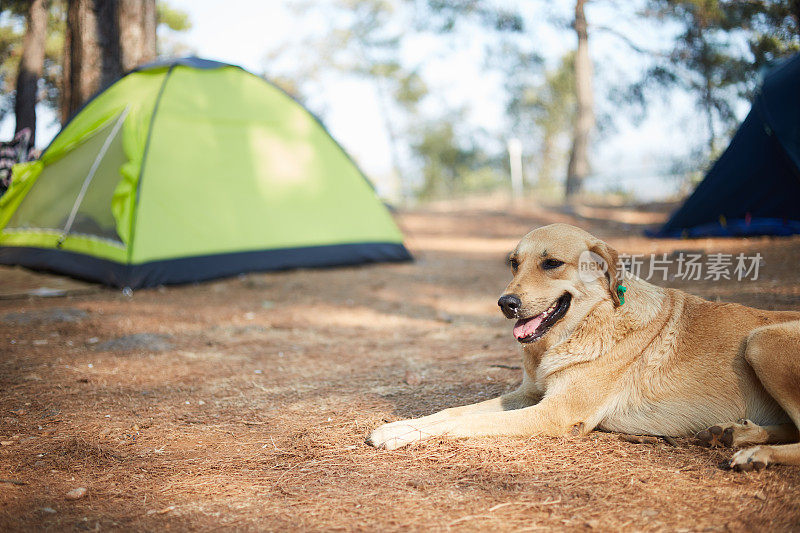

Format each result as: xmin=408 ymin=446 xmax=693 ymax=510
xmin=125 ymin=65 xmax=175 ymax=266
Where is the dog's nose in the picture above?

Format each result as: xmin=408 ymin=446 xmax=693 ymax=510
xmin=498 ymin=294 xmax=522 ymax=318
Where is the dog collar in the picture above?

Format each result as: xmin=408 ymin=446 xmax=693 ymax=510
xmin=617 ymin=284 xmax=627 ymax=305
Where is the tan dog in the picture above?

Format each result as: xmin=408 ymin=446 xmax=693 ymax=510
xmin=367 ymin=223 xmax=800 ymax=471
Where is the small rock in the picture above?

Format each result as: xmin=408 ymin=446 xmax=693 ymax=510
xmin=65 ymin=487 xmax=87 ymax=500
xmin=754 ymin=490 xmax=767 ymax=501
xmin=0 ymin=441 xmax=14 ymax=446
xmin=11 ymin=409 xmax=26 ymax=416
xmin=40 ymin=507 xmax=57 ymax=514
xmin=403 ymin=370 xmax=422 ymax=386
xmin=585 ymin=519 xmax=600 ymax=529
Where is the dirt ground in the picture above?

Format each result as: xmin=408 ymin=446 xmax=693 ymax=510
xmin=2 ymin=199 xmax=800 ymax=532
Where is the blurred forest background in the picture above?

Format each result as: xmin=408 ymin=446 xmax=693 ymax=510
xmin=0 ymin=0 xmax=798 ymax=204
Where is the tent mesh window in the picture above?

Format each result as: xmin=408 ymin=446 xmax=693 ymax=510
xmin=6 ymin=111 xmax=128 ymax=244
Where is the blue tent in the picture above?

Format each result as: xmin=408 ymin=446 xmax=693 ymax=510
xmin=652 ymin=54 xmax=800 ymax=238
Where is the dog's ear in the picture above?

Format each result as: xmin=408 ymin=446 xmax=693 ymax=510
xmin=589 ymin=240 xmax=621 ymax=307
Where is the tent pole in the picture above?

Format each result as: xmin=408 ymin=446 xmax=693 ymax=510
xmin=58 ymin=106 xmax=130 ymax=246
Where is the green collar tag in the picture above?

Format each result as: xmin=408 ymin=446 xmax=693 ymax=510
xmin=617 ymin=284 xmax=627 ymax=305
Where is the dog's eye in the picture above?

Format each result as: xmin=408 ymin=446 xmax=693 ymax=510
xmin=509 ymin=258 xmax=519 ymax=272
xmin=541 ymin=258 xmax=564 ymax=270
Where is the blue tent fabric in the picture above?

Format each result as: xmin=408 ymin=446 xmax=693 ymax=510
xmin=131 ymin=56 xmax=239 ymax=73
xmin=652 ymin=54 xmax=800 ymax=238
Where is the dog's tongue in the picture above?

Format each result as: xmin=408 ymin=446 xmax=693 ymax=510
xmin=513 ymin=314 xmax=544 ymax=340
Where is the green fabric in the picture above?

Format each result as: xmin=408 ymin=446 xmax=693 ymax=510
xmin=0 ymin=161 xmax=41 ymax=229
xmin=132 ymin=66 xmax=403 ymax=263
xmin=0 ymin=63 xmax=405 ymax=267
xmin=5 ymin=113 xmax=125 ymax=240
xmin=112 ymin=70 xmax=169 ymax=248
xmin=0 ymin=230 xmax=126 ymax=262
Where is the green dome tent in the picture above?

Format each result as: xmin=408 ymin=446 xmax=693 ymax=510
xmin=0 ymin=57 xmax=411 ymax=288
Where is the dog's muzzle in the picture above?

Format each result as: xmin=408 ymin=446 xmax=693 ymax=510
xmin=498 ymin=294 xmax=522 ymax=318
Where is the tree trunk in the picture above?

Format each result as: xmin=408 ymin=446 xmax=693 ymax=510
xmin=703 ymin=75 xmax=716 ymax=154
xmin=118 ymin=0 xmax=157 ymax=71
xmin=565 ymin=0 xmax=594 ymax=200
xmin=62 ymin=0 xmax=158 ymax=124
xmin=375 ymin=78 xmax=404 ymax=203
xmin=96 ymin=0 xmax=122 ymax=91
xmin=699 ymin=33 xmax=716 ymax=154
xmin=15 ymin=0 xmax=48 ymax=143
xmin=142 ymin=0 xmax=157 ymax=61
xmin=62 ymin=0 xmax=101 ymax=124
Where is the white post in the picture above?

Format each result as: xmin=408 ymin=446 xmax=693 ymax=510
xmin=508 ymin=138 xmax=523 ymax=200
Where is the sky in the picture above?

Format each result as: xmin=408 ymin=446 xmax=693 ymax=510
xmin=1 ymin=0 xmax=751 ymax=201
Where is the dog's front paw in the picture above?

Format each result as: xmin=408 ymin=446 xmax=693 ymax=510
xmin=367 ymin=418 xmax=447 ymax=450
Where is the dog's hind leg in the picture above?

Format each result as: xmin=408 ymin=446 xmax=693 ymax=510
xmin=730 ymin=321 xmax=800 ymax=471
xmin=696 ymin=419 xmax=798 ymax=448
